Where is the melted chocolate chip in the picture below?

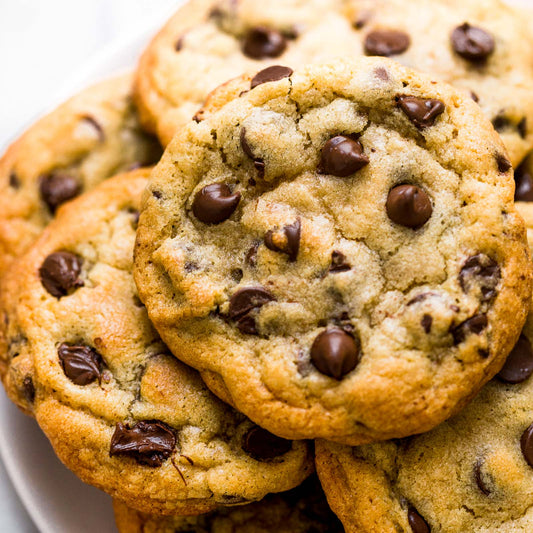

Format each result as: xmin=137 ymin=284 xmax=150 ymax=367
xmin=522 ymin=424 xmax=533 ymax=468
xmin=497 ymin=335 xmax=533 ymax=384
xmin=459 ymin=254 xmax=500 ymax=302
xmin=474 ymin=459 xmax=491 ymax=496
xmin=192 ymin=184 xmax=240 ymax=224
xmin=386 ymin=185 xmax=432 ymax=229
xmin=421 ymin=314 xmax=432 ymax=334
xmin=22 ymin=376 xmax=35 ymax=403
xmin=264 ymin=218 xmax=301 ymax=262
xmin=9 ymin=172 xmax=20 ymax=189
xmin=58 ymin=343 xmax=102 ymax=385
xmin=242 ymin=426 xmax=292 ymax=459
xmin=242 ymin=27 xmax=287 ymax=59
xmin=329 ymin=251 xmax=351 ymax=273
xmin=39 ymin=173 xmax=81 ymax=213
xmin=110 ymin=420 xmax=176 ymax=467
xmin=320 ymin=136 xmax=369 ymax=177
xmin=39 ymin=251 xmax=84 ymax=298
xmin=496 ymin=153 xmax=512 ymax=174
xmin=251 ymin=65 xmax=293 ymax=89
xmin=240 ymin=128 xmax=265 ymax=177
xmin=514 ymin=158 xmax=533 ymax=202
xmin=407 ymin=506 xmax=430 ymax=533
xmin=451 ymin=23 xmax=494 ymax=62
xmin=396 ymin=96 xmax=445 ymax=129
xmin=229 ymin=287 xmax=275 ymax=335
xmin=364 ymin=30 xmax=410 ymax=57
xmin=81 ymin=115 xmax=104 ymax=142
xmin=311 ymin=327 xmax=360 ymax=380
xmin=452 ymin=314 xmax=488 ymax=345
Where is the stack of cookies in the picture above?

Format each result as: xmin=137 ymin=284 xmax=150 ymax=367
xmin=2 ymin=0 xmax=533 ymax=531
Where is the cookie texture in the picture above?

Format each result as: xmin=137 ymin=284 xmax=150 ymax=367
xmin=134 ymin=58 xmax=532 ymax=444
xmin=135 ymin=0 xmax=533 ymax=166
xmin=0 ymin=73 xmax=161 ymax=279
xmin=0 ymin=170 xmax=311 ymax=515
xmin=113 ymin=475 xmax=343 ymax=533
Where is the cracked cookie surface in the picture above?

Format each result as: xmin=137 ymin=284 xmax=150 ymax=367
xmin=315 ymin=212 xmax=533 ymax=531
xmin=0 ymin=170 xmax=311 ymax=515
xmin=113 ymin=475 xmax=343 ymax=533
xmin=135 ymin=0 xmax=533 ymax=166
xmin=134 ymin=58 xmax=532 ymax=444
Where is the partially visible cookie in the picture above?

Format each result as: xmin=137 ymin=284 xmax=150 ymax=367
xmin=134 ymin=58 xmax=532 ymax=445
xmin=0 ymin=73 xmax=161 ymax=279
xmin=0 ymin=170 xmax=311 ymax=515
xmin=113 ymin=475 xmax=343 ymax=533
xmin=135 ymin=0 xmax=533 ymax=166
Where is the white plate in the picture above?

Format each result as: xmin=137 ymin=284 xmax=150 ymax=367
xmin=0 ymin=0 xmax=530 ymax=531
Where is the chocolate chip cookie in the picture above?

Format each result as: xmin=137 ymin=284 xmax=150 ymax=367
xmin=0 ymin=170 xmax=311 ymax=515
xmin=0 ymin=74 xmax=161 ymax=279
xmin=113 ymin=475 xmax=343 ymax=533
xmin=316 ymin=299 xmax=533 ymax=532
xmin=135 ymin=0 xmax=533 ymax=166
xmin=134 ymin=58 xmax=532 ymax=444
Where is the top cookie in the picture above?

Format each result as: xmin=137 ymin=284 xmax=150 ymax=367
xmin=134 ymin=58 xmax=532 ymax=445
xmin=315 ymin=211 xmax=533 ymax=532
xmin=0 ymin=73 xmax=161 ymax=279
xmin=135 ymin=0 xmax=533 ymax=165
xmin=0 ymin=170 xmax=311 ymax=515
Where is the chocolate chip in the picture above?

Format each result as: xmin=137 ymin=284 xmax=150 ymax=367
xmin=474 ymin=459 xmax=491 ymax=496
xmin=452 ymin=314 xmax=488 ymax=345
xmin=58 ymin=343 xmax=102 ymax=385
xmin=521 ymin=423 xmax=533 ymax=468
xmin=251 ymin=65 xmax=293 ymax=89
xmin=386 ymin=185 xmax=432 ymax=229
xmin=407 ymin=292 xmax=435 ymax=306
xmin=311 ymin=327 xmax=360 ymax=380
xmin=329 ymin=251 xmax=351 ymax=273
xmin=9 ymin=172 xmax=20 ymax=189
xmin=471 ymin=92 xmax=480 ymax=103
xmin=22 ymin=376 xmax=35 ymax=403
xmin=39 ymin=173 xmax=81 ymax=213
xmin=407 ymin=506 xmax=430 ymax=533
xmin=240 ymin=128 xmax=265 ymax=177
xmin=229 ymin=287 xmax=275 ymax=335
xmin=320 ymin=136 xmax=369 ymax=177
xmin=152 ymin=190 xmax=162 ymax=199
xmin=264 ymin=218 xmax=301 ymax=262
xmin=231 ymin=268 xmax=244 ymax=282
xmin=497 ymin=335 xmax=533 ymax=384
xmin=192 ymin=184 xmax=241 ymax=224
xmin=518 ymin=118 xmax=527 ymax=139
xmin=242 ymin=27 xmax=287 ymax=59
xmin=110 ymin=420 xmax=176 ymax=467
xmin=514 ymin=158 xmax=533 ymax=202
xmin=81 ymin=115 xmax=104 ymax=142
xmin=396 ymin=96 xmax=445 ymax=129
xmin=175 ymin=35 xmax=185 ymax=51
xmin=245 ymin=242 xmax=260 ymax=268
xmin=492 ymin=115 xmax=511 ymax=133
xmin=242 ymin=426 xmax=292 ymax=460
xmin=39 ymin=251 xmax=84 ymax=298
xmin=459 ymin=254 xmax=500 ymax=302
xmin=421 ymin=314 xmax=432 ymax=334
xmin=496 ymin=153 xmax=512 ymax=174
xmin=375 ymin=67 xmax=389 ymax=81
xmin=364 ymin=30 xmax=410 ymax=56
xmin=451 ymin=23 xmax=494 ymax=62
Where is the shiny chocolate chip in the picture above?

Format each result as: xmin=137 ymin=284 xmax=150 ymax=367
xmin=229 ymin=287 xmax=275 ymax=335
xmin=311 ymin=327 xmax=360 ymax=379
xmin=39 ymin=173 xmax=81 ymax=213
xmin=459 ymin=254 xmax=500 ymax=302
xmin=242 ymin=27 xmax=287 ymax=59
xmin=474 ymin=459 xmax=491 ymax=496
xmin=320 ymin=136 xmax=369 ymax=177
xmin=264 ymin=218 xmax=301 ymax=262
xmin=452 ymin=314 xmax=488 ymax=345
xmin=496 ymin=153 xmax=512 ymax=174
xmin=407 ymin=506 xmax=430 ymax=533
xmin=521 ymin=423 xmax=533 ymax=468
xmin=58 ymin=343 xmax=102 ymax=385
xmin=240 ymin=128 xmax=265 ymax=177
xmin=386 ymin=185 xmax=432 ymax=229
xmin=396 ymin=96 xmax=445 ymax=129
xmin=242 ymin=426 xmax=292 ymax=460
xmin=364 ymin=29 xmax=410 ymax=57
xmin=192 ymin=183 xmax=240 ymax=224
xmin=514 ymin=159 xmax=533 ymax=202
xmin=329 ymin=251 xmax=351 ymax=273
xmin=22 ymin=376 xmax=35 ymax=404
xmin=451 ymin=23 xmax=494 ymax=62
xmin=497 ymin=335 xmax=533 ymax=384
xmin=110 ymin=420 xmax=176 ymax=467
xmin=39 ymin=251 xmax=84 ymax=298
xmin=251 ymin=65 xmax=293 ymax=89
